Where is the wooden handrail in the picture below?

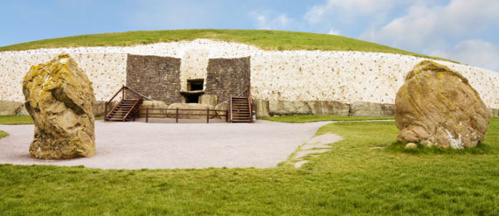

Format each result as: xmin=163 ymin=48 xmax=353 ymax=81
xmin=107 ymin=85 xmax=126 ymax=105
xmin=122 ymin=98 xmax=143 ymax=121
xmin=229 ymin=95 xmax=233 ymax=122
xmin=144 ymin=107 xmax=229 ymax=123
xmin=105 ymin=98 xmax=123 ymax=121
xmin=105 ymin=86 xmax=126 ymax=120
xmin=105 ymin=85 xmax=150 ymax=121
xmin=124 ymin=86 xmax=153 ymax=100
xmin=247 ymin=83 xmax=253 ymax=123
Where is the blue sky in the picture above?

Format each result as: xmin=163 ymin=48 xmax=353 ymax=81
xmin=1 ymin=0 xmax=498 ymax=72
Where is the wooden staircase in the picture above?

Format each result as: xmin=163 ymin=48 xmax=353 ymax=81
xmin=229 ymin=97 xmax=253 ymax=123
xmin=105 ymin=98 xmax=143 ymax=122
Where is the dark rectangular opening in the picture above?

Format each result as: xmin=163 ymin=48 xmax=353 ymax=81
xmin=185 ymin=95 xmax=199 ymax=103
xmin=187 ymin=79 xmax=204 ymax=91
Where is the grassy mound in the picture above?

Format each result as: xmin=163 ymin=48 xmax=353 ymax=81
xmin=0 ymin=29 xmax=445 ymax=60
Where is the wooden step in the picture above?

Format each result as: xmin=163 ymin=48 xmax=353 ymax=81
xmin=232 ymin=120 xmax=251 ymax=123
xmin=105 ymin=98 xmax=143 ymax=122
xmin=229 ymin=96 xmax=252 ymax=123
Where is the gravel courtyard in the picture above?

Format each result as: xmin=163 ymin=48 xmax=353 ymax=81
xmin=0 ymin=120 xmax=332 ymax=169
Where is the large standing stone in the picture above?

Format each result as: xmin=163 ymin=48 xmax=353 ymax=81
xmin=308 ymin=101 xmax=350 ymax=116
xmin=199 ymin=94 xmax=218 ymax=107
xmin=269 ymin=101 xmax=311 ymax=116
xmin=167 ymin=103 xmax=215 ymax=119
xmin=349 ymin=101 xmax=394 ymax=116
xmin=395 ymin=60 xmax=490 ymax=149
xmin=0 ymin=100 xmax=23 ymax=115
xmin=139 ymin=100 xmax=169 ymax=117
xmin=253 ymin=99 xmax=270 ymax=118
xmin=23 ymin=54 xmax=96 ymax=159
xmin=215 ymin=101 xmax=229 ymax=119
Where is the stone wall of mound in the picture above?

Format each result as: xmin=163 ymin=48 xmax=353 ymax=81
xmin=0 ymin=39 xmax=498 ymax=117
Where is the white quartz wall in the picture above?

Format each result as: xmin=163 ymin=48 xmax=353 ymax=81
xmin=251 ymin=51 xmax=498 ymax=108
xmin=180 ymin=49 xmax=209 ymax=91
xmin=0 ymin=39 xmax=497 ymax=108
xmin=0 ymin=50 xmax=128 ymax=102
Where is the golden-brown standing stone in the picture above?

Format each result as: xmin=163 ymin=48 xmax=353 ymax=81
xmin=395 ymin=60 xmax=490 ymax=149
xmin=23 ymin=54 xmax=96 ymax=159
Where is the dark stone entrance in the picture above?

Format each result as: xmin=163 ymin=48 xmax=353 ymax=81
xmin=205 ymin=57 xmax=251 ymax=103
xmin=126 ymin=54 xmax=251 ymax=105
xmin=126 ymin=54 xmax=182 ymax=104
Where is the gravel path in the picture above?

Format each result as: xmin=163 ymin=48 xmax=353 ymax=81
xmin=0 ymin=120 xmax=334 ymax=170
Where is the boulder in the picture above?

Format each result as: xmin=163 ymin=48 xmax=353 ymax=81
xmin=307 ymin=101 xmax=350 ymax=116
xmin=395 ymin=60 xmax=490 ymax=149
xmin=489 ymin=108 xmax=499 ymax=117
xmin=253 ymin=99 xmax=270 ymax=118
xmin=269 ymin=101 xmax=311 ymax=116
xmin=23 ymin=54 xmax=96 ymax=159
xmin=215 ymin=101 xmax=229 ymax=119
xmin=93 ymin=101 xmax=107 ymax=117
xmin=0 ymin=100 xmax=23 ymax=115
xmin=139 ymin=100 xmax=169 ymax=118
xmin=167 ymin=103 xmax=215 ymax=119
xmin=16 ymin=104 xmax=30 ymax=116
xmin=199 ymin=94 xmax=218 ymax=106
xmin=350 ymin=101 xmax=394 ymax=116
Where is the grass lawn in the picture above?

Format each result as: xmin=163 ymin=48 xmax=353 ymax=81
xmin=263 ymin=115 xmax=394 ymax=123
xmin=0 ymin=29 xmax=450 ymax=62
xmin=0 ymin=115 xmax=34 ymax=125
xmin=0 ymin=115 xmax=102 ymax=125
xmin=0 ymin=130 xmax=7 ymax=139
xmin=0 ymin=117 xmax=497 ymax=215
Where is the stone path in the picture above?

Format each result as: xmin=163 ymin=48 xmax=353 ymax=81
xmin=288 ymin=133 xmax=343 ymax=168
xmin=0 ymin=119 xmax=336 ymax=170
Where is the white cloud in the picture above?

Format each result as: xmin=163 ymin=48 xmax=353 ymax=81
xmin=249 ymin=11 xmax=291 ymax=30
xmin=327 ymin=29 xmax=340 ymax=35
xmin=302 ymin=0 xmax=419 ymax=36
xmin=360 ymin=0 xmax=499 ymax=52
xmin=431 ymin=40 xmax=499 ymax=72
xmin=304 ymin=0 xmax=404 ymax=24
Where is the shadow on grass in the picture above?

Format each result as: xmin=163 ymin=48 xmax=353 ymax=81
xmin=386 ymin=141 xmax=493 ymax=155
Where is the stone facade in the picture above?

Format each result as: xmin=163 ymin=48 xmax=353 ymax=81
xmin=126 ymin=54 xmax=182 ymax=104
xmin=205 ymin=57 xmax=251 ymax=103
xmin=1 ymin=40 xmax=498 ymax=118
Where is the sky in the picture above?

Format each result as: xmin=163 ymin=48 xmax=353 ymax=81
xmin=1 ymin=0 xmax=498 ymax=72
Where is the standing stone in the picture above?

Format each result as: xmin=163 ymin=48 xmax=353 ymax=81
xmin=253 ymin=99 xmax=270 ymax=118
xmin=0 ymin=100 xmax=23 ymax=115
xmin=395 ymin=60 xmax=490 ymax=149
xmin=349 ymin=101 xmax=394 ymax=116
xmin=269 ymin=100 xmax=311 ymax=115
xmin=199 ymin=94 xmax=218 ymax=106
xmin=23 ymin=54 xmax=96 ymax=159
xmin=139 ymin=100 xmax=168 ymax=118
xmin=307 ymin=101 xmax=350 ymax=116
xmin=215 ymin=101 xmax=230 ymax=119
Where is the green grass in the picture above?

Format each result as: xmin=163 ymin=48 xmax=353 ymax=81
xmin=263 ymin=114 xmax=394 ymax=123
xmin=0 ymin=115 xmax=103 ymax=125
xmin=0 ymin=29 xmax=450 ymax=61
xmin=0 ymin=130 xmax=7 ymax=139
xmin=0 ymin=115 xmax=34 ymax=125
xmin=0 ymin=118 xmax=497 ymax=215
